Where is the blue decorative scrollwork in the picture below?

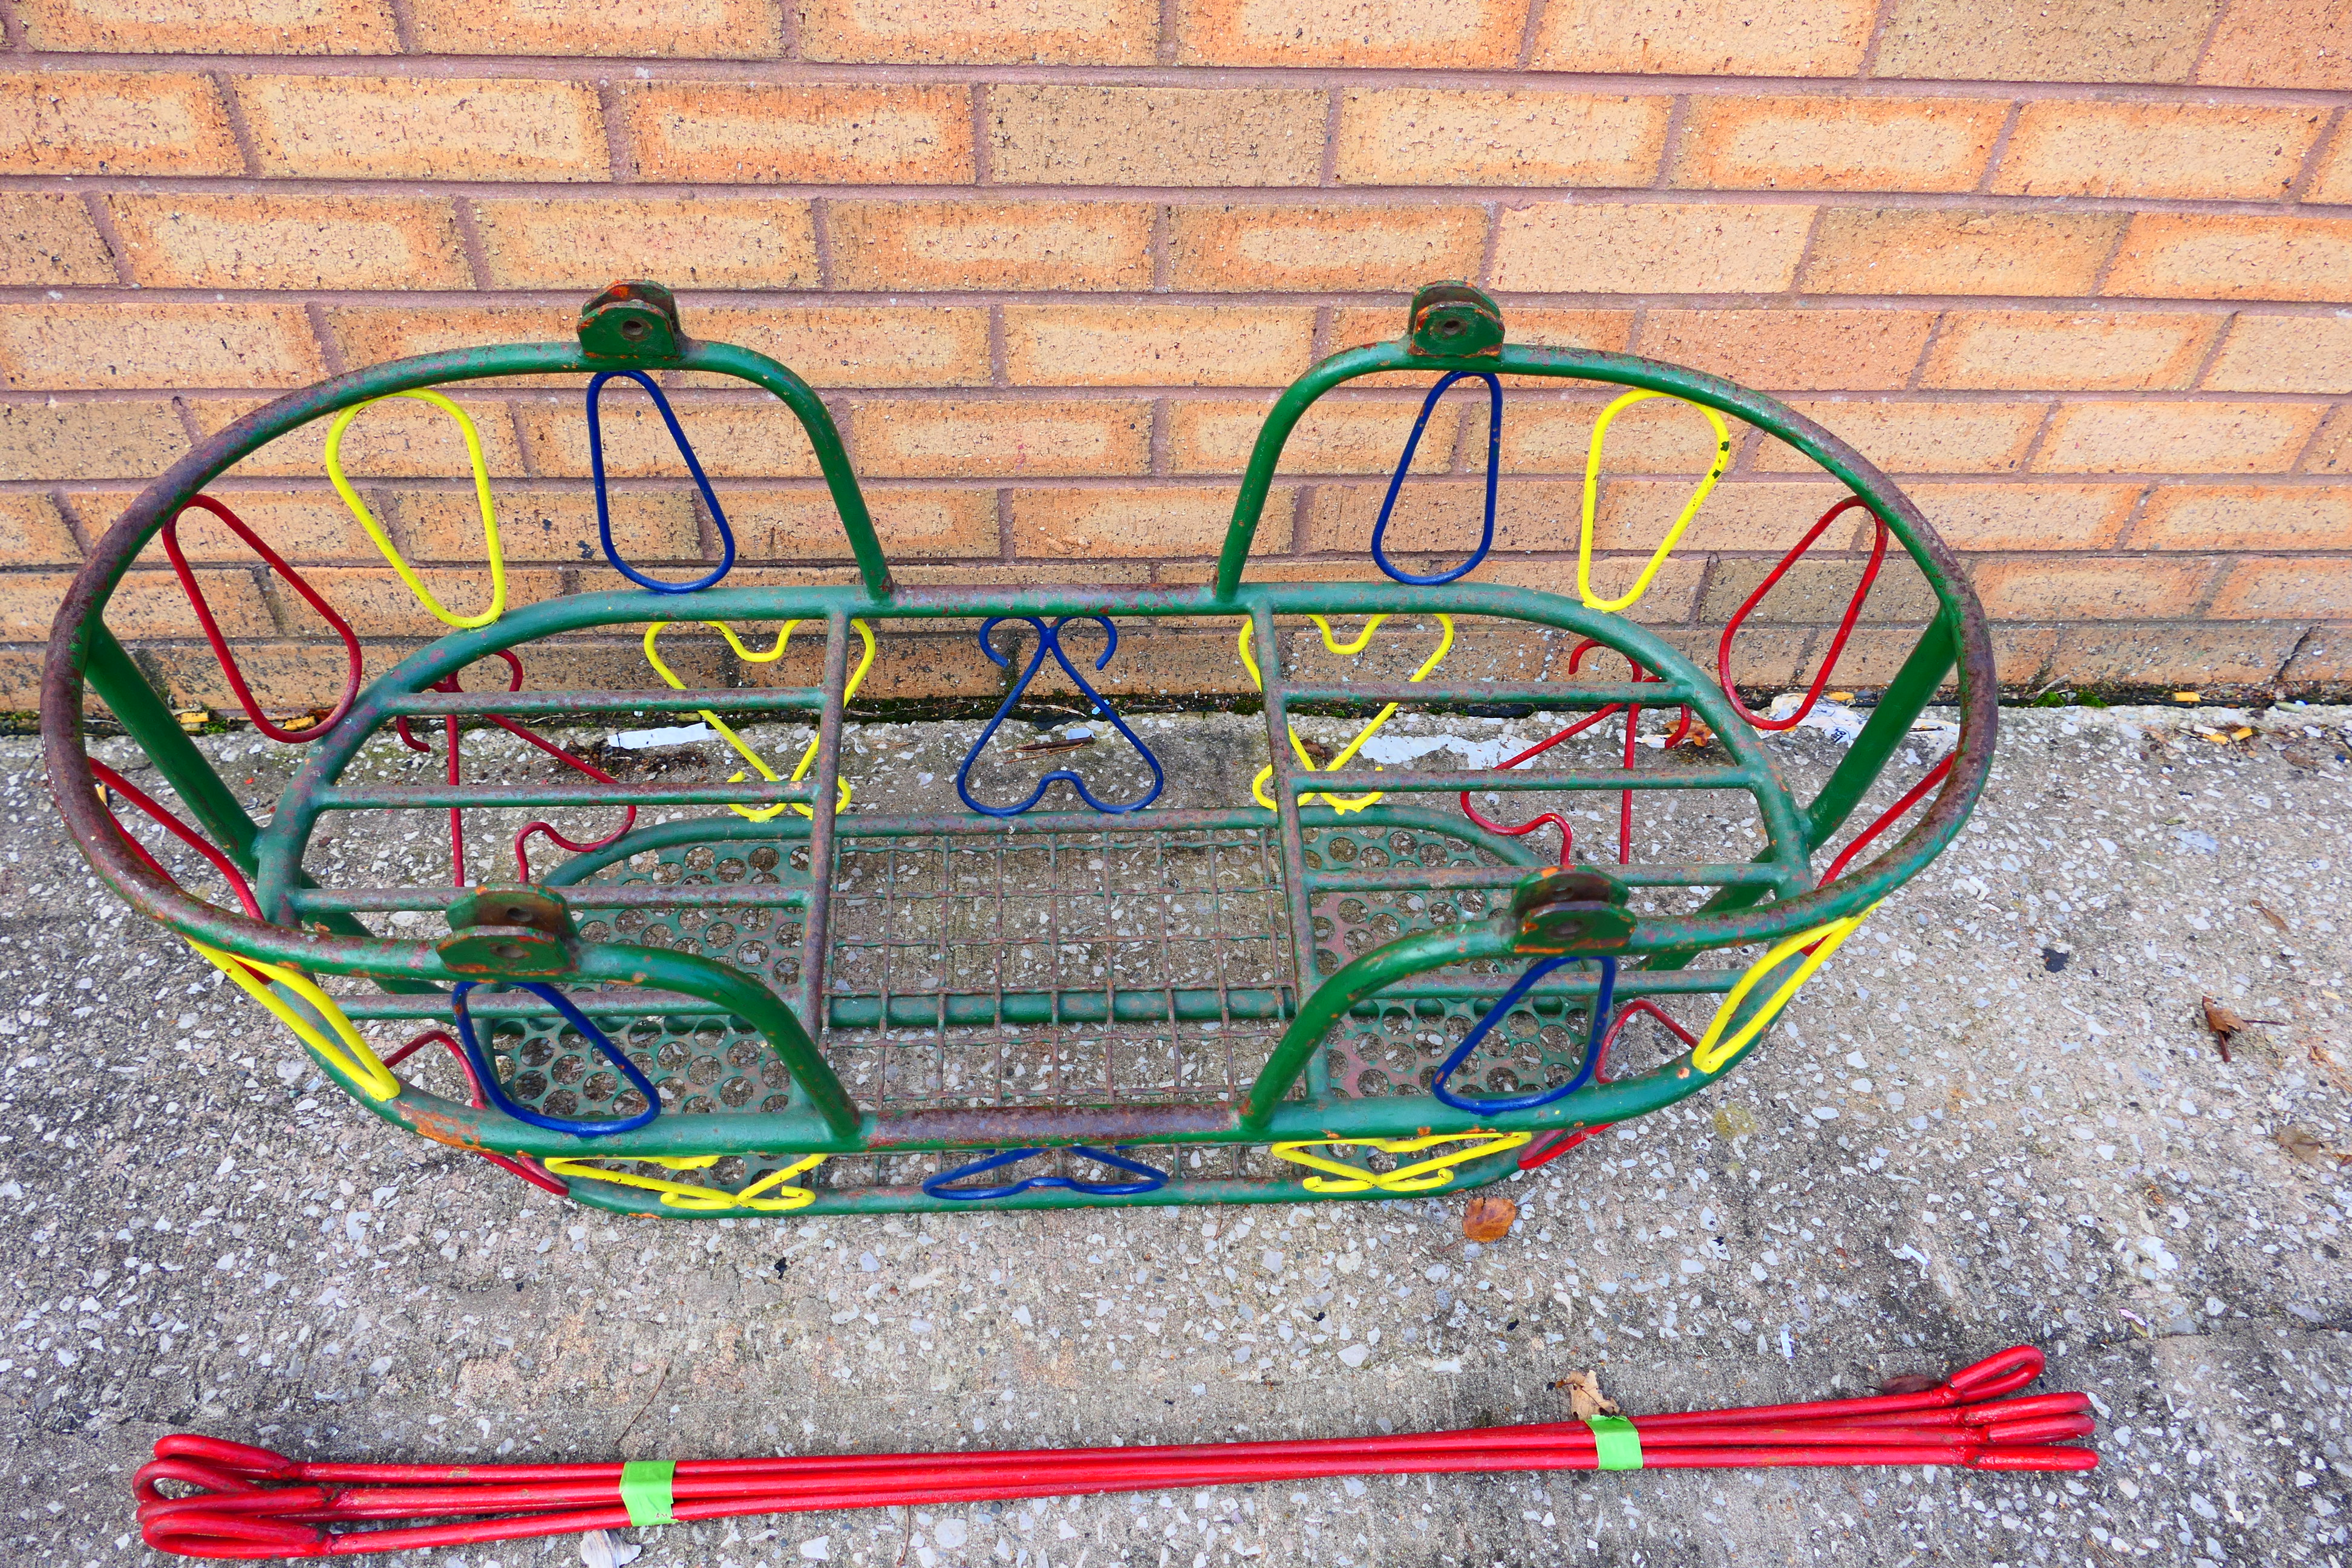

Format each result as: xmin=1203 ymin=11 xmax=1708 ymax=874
xmin=586 ymin=368 xmax=737 ymax=593
xmin=955 ymin=616 xmax=1166 ymax=817
xmin=453 ymin=980 xmax=662 ymax=1137
xmin=1370 ymin=369 xmax=1501 ymax=587
xmin=1429 ymin=955 xmax=1617 ymax=1114
xmin=922 ymin=1145 xmax=1169 ymax=1201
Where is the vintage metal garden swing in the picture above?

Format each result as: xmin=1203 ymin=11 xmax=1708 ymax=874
xmin=43 ymin=280 xmax=1996 ymax=1215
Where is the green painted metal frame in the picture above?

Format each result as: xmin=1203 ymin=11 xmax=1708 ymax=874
xmin=41 ymin=282 xmax=1998 ymax=1216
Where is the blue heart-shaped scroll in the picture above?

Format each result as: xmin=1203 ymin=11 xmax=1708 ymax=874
xmin=586 ymin=368 xmax=737 ymax=593
xmin=955 ymin=615 xmax=1165 ymax=817
xmin=1370 ymin=369 xmax=1500 ymax=587
xmin=1430 ymin=955 xmax=1617 ymax=1113
xmin=452 ymin=981 xmax=661 ymax=1137
xmin=921 ymin=1145 xmax=1168 ymax=1201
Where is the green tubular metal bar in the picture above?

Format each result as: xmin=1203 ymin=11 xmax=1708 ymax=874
xmin=41 ymin=279 xmax=1996 ymax=1214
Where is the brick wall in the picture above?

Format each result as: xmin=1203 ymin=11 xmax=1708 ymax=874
xmin=3 ymin=0 xmax=2348 ymax=713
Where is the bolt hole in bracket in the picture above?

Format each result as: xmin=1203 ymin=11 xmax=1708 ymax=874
xmin=42 ymin=278 xmax=1995 ymax=1215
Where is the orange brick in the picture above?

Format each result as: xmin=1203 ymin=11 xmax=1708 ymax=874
xmin=1592 ymin=479 xmax=1856 ymax=553
xmin=1166 ymin=396 xmax=1466 ymax=475
xmin=0 ymin=494 xmax=80 ymax=565
xmin=2283 ymin=625 xmax=2350 ymax=686
xmin=103 ymin=193 xmax=469 ymax=290
xmin=326 ymin=305 xmax=566 ymax=370
xmin=2050 ymin=622 xmax=2306 ymax=686
xmin=396 ymin=488 xmax=694 ymax=566
xmin=1530 ymin=0 xmax=1874 ymax=74
xmin=517 ymin=395 xmax=822 ymax=480
xmin=799 ymin=0 xmax=1154 ymax=64
xmin=1756 ymin=399 xmax=2048 ymax=473
xmin=0 ymin=305 xmax=325 ymax=391
xmin=2033 ymin=401 xmax=2324 ymax=474
xmin=1307 ymin=477 xmax=1849 ymax=557
xmin=1177 ymin=0 xmax=1527 ymax=67
xmin=2 ymin=70 xmax=241 ymax=175
xmin=188 ymin=393 xmax=528 ymax=479
xmin=1167 ymin=204 xmax=1487 ymax=293
xmin=1673 ymin=624 xmax=1810 ymax=685
xmin=1904 ymin=482 xmax=2140 ymax=550
xmin=1474 ymin=553 xmax=1707 ymax=620
xmin=2134 ymin=485 xmax=2352 ymax=550
xmin=2206 ymin=557 xmax=2352 ymax=619
xmin=1011 ymin=485 xmax=1291 ymax=556
xmin=15 ymin=0 xmax=398 ymax=53
xmin=0 ymin=399 xmax=186 ymax=482
xmin=2198 ymin=0 xmax=2352 ymax=90
xmin=145 ymin=639 xmax=404 ymax=711
xmin=2309 ymin=121 xmax=2352 ymax=204
xmin=1700 ymin=557 xmax=1939 ymax=623
xmin=1919 ymin=310 xmax=2223 ymax=391
xmin=474 ymin=198 xmax=818 ymax=290
xmin=234 ymin=75 xmax=605 ymax=181
xmin=990 ymin=87 xmax=1322 ymax=188
xmin=850 ymin=399 xmax=1150 ymax=479
xmin=0 ymin=193 xmax=116 ymax=287
xmin=728 ymin=486 xmax=997 ymax=560
xmin=1873 ymin=0 xmax=2216 ymax=83
xmin=678 ymin=307 xmax=991 ymax=389
xmin=1799 ymin=209 xmax=2124 ymax=297
xmin=1002 ymin=305 xmax=1316 ymax=388
xmin=1634 ymin=309 xmax=1935 ymax=391
xmin=120 ymin=487 xmax=379 ymax=562
xmin=626 ymin=83 xmax=971 ymax=185
xmin=1970 ymin=556 xmax=2213 ymax=620
xmin=88 ymin=568 xmax=276 ymax=639
xmin=2105 ymin=215 xmax=2352 ymax=304
xmin=297 ymin=566 xmax=563 ymax=636
xmin=892 ymin=562 xmax=1152 ymax=587
xmin=828 ymin=201 xmax=1153 ymax=291
xmin=1492 ymin=203 xmax=1815 ymax=294
xmin=2303 ymin=407 xmax=2352 ymax=475
xmin=1334 ymin=90 xmax=1670 ymax=187
xmin=2202 ymin=314 xmax=2352 ymax=394
xmin=1991 ymin=102 xmax=2324 ymax=200
xmin=408 ymin=0 xmax=780 ymax=56
xmin=1489 ymin=392 xmax=1741 ymax=474
xmin=1673 ymin=96 xmax=2005 ymax=194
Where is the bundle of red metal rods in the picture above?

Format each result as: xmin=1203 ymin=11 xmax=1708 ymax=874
xmin=137 ymin=1345 xmax=2093 ymax=1560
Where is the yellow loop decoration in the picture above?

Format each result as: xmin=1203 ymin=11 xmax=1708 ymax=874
xmin=642 ymin=619 xmax=877 ymax=821
xmin=545 ymin=1152 xmax=828 ymax=1213
xmin=1576 ymin=390 xmax=1733 ymax=613
xmin=1270 ymin=1130 xmax=1530 ymax=1194
xmin=1240 ymin=615 xmax=1454 ymax=814
xmin=324 ymin=390 xmax=507 ymax=629
xmin=1688 ymin=904 xmax=1880 ymax=1076
xmin=188 ymin=939 xmax=400 ymax=1102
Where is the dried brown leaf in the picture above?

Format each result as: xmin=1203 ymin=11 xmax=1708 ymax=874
xmin=2275 ymin=1127 xmax=2348 ymax=1167
xmin=2251 ymin=901 xmax=2290 ymax=933
xmin=1878 ymin=1373 xmax=1941 ymax=1396
xmin=1556 ymin=1368 xmax=1618 ymax=1420
xmin=1462 ymin=1194 xmax=1517 ymax=1243
xmin=2202 ymin=996 xmax=2244 ymax=1060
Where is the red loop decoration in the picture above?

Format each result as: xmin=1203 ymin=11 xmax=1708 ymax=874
xmin=390 ymin=650 xmax=632 ymax=885
xmin=1459 ymin=639 xmax=1691 ymax=866
xmin=1515 ymin=998 xmax=1699 ymax=1170
xmin=160 ymin=497 xmax=362 ymax=744
xmin=1817 ymin=751 xmax=1956 ymax=890
xmin=1718 ymin=496 xmax=1887 ymax=733
xmin=91 ymin=757 xmax=263 ymax=920
xmin=381 ymin=1028 xmax=569 ymax=1196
